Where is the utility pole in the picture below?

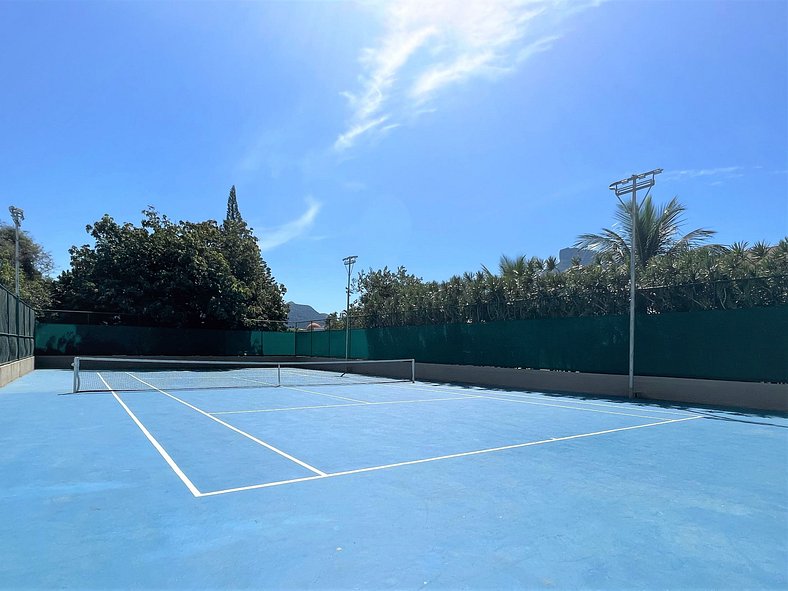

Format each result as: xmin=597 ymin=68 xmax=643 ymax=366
xmin=8 ymin=206 xmax=24 ymax=297
xmin=608 ymin=169 xmax=662 ymax=398
xmin=342 ymin=255 xmax=358 ymax=360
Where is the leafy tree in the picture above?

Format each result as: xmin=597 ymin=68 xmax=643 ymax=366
xmin=0 ymin=223 xmax=54 ymax=308
xmin=323 ymin=194 xmax=783 ymax=328
xmin=575 ymin=196 xmax=716 ymax=267
xmin=220 ymin=186 xmax=288 ymax=326
xmin=482 ymin=254 xmax=527 ymax=278
xmin=334 ymin=237 xmax=786 ymax=329
xmin=53 ymin=192 xmax=287 ymax=329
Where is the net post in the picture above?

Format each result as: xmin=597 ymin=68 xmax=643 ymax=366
xmin=277 ymin=363 xmax=281 ymax=387
xmin=72 ymin=357 xmax=80 ymax=393
xmin=411 ymin=359 xmax=415 ymax=382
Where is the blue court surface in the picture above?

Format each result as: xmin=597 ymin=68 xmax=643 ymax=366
xmin=1 ymin=369 xmax=786 ymax=589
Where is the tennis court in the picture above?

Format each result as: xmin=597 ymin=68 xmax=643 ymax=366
xmin=1 ymin=362 xmax=786 ymax=589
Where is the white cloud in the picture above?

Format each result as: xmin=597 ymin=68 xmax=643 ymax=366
xmin=335 ymin=0 xmax=599 ymax=151
xmin=334 ymin=115 xmax=390 ymax=151
xmin=343 ymin=180 xmax=367 ymax=192
xmin=257 ymin=198 xmax=322 ymax=252
xmin=662 ymin=167 xmax=745 ymax=181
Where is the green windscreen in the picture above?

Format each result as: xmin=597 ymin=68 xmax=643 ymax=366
xmin=35 ymin=323 xmax=297 ymax=357
xmin=635 ymin=306 xmax=788 ymax=383
xmin=0 ymin=286 xmax=35 ymax=363
xmin=35 ymin=305 xmax=787 ymax=383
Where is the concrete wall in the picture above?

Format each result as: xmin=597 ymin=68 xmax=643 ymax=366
xmin=0 ymin=357 xmax=35 ymax=387
xmin=414 ymin=363 xmax=788 ymax=413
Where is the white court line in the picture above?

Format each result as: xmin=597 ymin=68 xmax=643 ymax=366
xmin=484 ymin=389 xmax=695 ymax=417
xmin=199 ymin=415 xmax=703 ymax=497
xmin=380 ymin=382 xmax=672 ymax=420
xmin=98 ymin=373 xmax=202 ymax=497
xmin=391 ymin=381 xmax=699 ymax=419
xmin=227 ymin=374 xmax=372 ymax=404
xmin=380 ymin=381 xmax=696 ymax=417
xmin=279 ymin=384 xmax=372 ymax=404
xmin=393 ymin=382 xmax=698 ymax=417
xmin=210 ymin=395 xmax=486 ymax=415
xmin=125 ymin=373 xmax=327 ymax=477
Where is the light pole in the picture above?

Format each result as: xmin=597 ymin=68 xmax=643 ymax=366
xmin=608 ymin=169 xmax=662 ymax=398
xmin=342 ymin=255 xmax=358 ymax=360
xmin=8 ymin=206 xmax=24 ymax=297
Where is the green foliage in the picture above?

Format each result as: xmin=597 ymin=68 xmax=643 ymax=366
xmin=226 ymin=185 xmax=242 ymax=223
xmin=575 ymin=196 xmax=716 ymax=266
xmin=53 ymin=202 xmax=287 ymax=329
xmin=343 ymin=239 xmax=787 ymax=328
xmin=0 ymin=223 xmax=54 ymax=309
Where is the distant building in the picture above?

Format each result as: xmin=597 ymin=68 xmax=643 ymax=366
xmin=556 ymin=247 xmax=596 ymax=271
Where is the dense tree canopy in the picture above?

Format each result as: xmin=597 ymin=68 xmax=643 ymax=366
xmin=53 ymin=191 xmax=287 ymax=329
xmin=330 ymin=195 xmax=786 ymax=329
xmin=0 ymin=223 xmax=54 ymax=308
xmin=336 ymin=240 xmax=787 ymax=329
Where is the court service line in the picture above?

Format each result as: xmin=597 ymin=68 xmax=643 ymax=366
xmin=485 ymin=389 xmax=696 ymax=417
xmin=278 ymin=384 xmax=372 ymax=404
xmin=125 ymin=373 xmax=327 ymax=477
xmin=385 ymin=382 xmax=696 ymax=417
xmin=199 ymin=415 xmax=703 ymax=497
xmin=402 ymin=384 xmax=690 ymax=419
xmin=378 ymin=382 xmax=674 ymax=420
xmin=98 ymin=373 xmax=202 ymax=497
xmin=210 ymin=395 xmax=486 ymax=415
xmin=227 ymin=374 xmax=372 ymax=405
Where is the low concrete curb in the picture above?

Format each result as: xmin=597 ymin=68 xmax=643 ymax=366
xmin=0 ymin=357 xmax=35 ymax=387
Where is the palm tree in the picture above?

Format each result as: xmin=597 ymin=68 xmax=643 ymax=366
xmin=750 ymin=240 xmax=771 ymax=261
xmin=575 ymin=196 xmax=715 ymax=267
xmin=482 ymin=254 xmax=529 ymax=278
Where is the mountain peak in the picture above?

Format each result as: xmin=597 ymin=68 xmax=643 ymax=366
xmin=287 ymin=302 xmax=328 ymax=328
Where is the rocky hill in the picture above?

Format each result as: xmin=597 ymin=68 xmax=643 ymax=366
xmin=286 ymin=302 xmax=327 ymax=328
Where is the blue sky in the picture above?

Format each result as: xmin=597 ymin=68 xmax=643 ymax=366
xmin=1 ymin=0 xmax=786 ymax=314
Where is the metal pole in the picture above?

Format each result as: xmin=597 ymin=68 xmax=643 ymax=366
xmin=345 ymin=272 xmax=351 ymax=360
xmin=628 ymin=179 xmax=637 ymax=398
xmin=14 ymin=221 xmax=19 ymax=297
xmin=342 ymin=255 xmax=358 ymax=360
xmin=608 ymin=169 xmax=662 ymax=400
xmin=8 ymin=206 xmax=24 ymax=297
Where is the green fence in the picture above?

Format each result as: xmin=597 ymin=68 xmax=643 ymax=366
xmin=35 ymin=324 xmax=295 ymax=357
xmin=35 ymin=305 xmax=787 ymax=383
xmin=635 ymin=306 xmax=787 ymax=383
xmin=1 ymin=285 xmax=35 ymax=364
xmin=295 ymin=306 xmax=787 ymax=383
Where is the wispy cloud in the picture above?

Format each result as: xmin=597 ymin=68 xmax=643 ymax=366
xmin=662 ymin=167 xmax=745 ymax=182
xmin=335 ymin=0 xmax=600 ymax=151
xmin=257 ymin=197 xmax=322 ymax=252
xmin=334 ymin=115 xmax=390 ymax=151
xmin=343 ymin=180 xmax=367 ymax=192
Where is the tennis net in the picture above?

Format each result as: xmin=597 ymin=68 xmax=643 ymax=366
xmin=73 ymin=357 xmax=416 ymax=393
